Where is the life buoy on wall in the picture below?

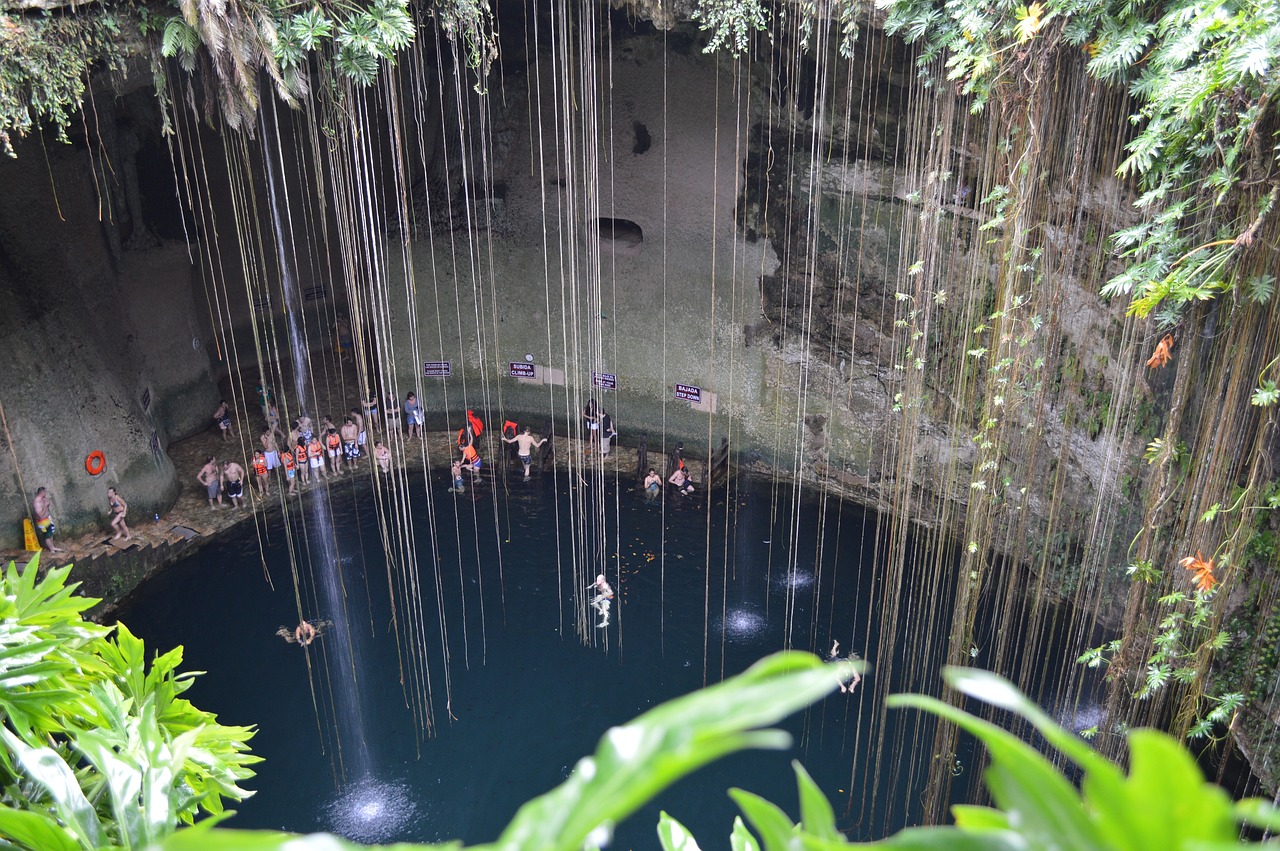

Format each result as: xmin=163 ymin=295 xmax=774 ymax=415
xmin=85 ymin=451 xmax=106 ymax=476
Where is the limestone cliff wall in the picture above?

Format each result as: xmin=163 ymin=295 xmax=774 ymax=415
xmin=0 ymin=120 xmax=219 ymax=537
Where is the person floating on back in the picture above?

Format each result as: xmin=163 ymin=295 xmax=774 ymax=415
xmin=502 ymin=426 xmax=547 ymax=481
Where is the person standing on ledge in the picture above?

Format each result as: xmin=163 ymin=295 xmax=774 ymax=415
xmin=582 ymin=398 xmax=600 ymax=450
xmin=404 ymin=392 xmax=424 ymax=441
xmin=213 ymin=400 xmax=234 ymax=442
xmin=197 ymin=457 xmax=222 ymax=508
xmin=222 ymin=460 xmax=246 ymax=508
xmin=252 ymin=450 xmax=270 ymax=497
xmin=600 ymin=410 xmax=616 ymax=457
xmin=32 ymin=487 xmax=62 ymax=553
xmin=107 ymin=487 xmax=130 ymax=541
xmin=502 ymin=426 xmax=547 ymax=481
xmin=341 ymin=416 xmax=360 ymax=471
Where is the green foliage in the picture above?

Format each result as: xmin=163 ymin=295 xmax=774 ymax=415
xmin=878 ymin=0 xmax=1280 ymax=325
xmin=0 ymin=10 xmax=125 ymax=157
xmin=0 ymin=556 xmax=259 ymax=850
xmin=693 ymin=0 xmax=769 ymax=56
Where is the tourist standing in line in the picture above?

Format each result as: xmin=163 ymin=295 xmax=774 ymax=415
xmin=265 ymin=402 xmax=286 ymax=443
xmin=260 ymin=428 xmax=280 ymax=471
xmin=213 ymin=400 xmax=234 ymax=442
xmin=252 ymin=450 xmax=270 ymax=496
xmin=31 ymin=487 xmax=62 ymax=553
xmin=197 ymin=457 xmax=222 ymax=507
xmin=107 ymin=487 xmax=130 ymax=540
xmin=282 ymin=445 xmax=298 ymax=494
xmin=582 ymin=398 xmax=599 ymax=450
xmin=349 ymin=407 xmax=366 ymax=448
xmin=404 ymin=392 xmax=424 ymax=440
xmin=223 ymin=460 xmax=246 ymax=508
xmin=341 ymin=416 xmax=360 ymax=471
xmin=600 ymin=411 xmax=616 ymax=457
xmin=502 ymin=426 xmax=547 ymax=481
xmin=294 ymin=439 xmax=310 ymax=485
xmin=325 ymin=427 xmax=342 ymax=474
xmin=307 ymin=434 xmax=327 ymax=481
xmin=384 ymin=392 xmax=401 ymax=436
xmin=362 ymin=390 xmax=380 ymax=435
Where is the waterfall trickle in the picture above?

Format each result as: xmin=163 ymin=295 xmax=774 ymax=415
xmin=261 ymin=100 xmax=372 ymax=781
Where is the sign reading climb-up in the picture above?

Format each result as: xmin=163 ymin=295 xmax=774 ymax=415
xmin=423 ymin=361 xmax=452 ymax=377
xmin=674 ymin=383 xmax=702 ymax=403
xmin=592 ymin=372 xmax=617 ymax=390
xmin=509 ymin=362 xmax=536 ymax=379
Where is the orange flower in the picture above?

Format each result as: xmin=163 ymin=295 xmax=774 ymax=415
xmin=1179 ymin=550 xmax=1216 ymax=593
xmin=1146 ymin=334 xmax=1174 ymax=369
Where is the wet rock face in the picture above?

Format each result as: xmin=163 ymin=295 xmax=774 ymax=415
xmin=0 ymin=104 xmax=218 ymax=534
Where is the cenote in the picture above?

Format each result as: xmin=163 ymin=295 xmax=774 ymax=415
xmin=113 ymin=469 xmax=1100 ymax=846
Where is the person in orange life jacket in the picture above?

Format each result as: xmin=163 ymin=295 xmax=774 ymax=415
xmin=325 ymin=428 xmax=342 ymax=474
xmin=252 ymin=450 xmax=270 ymax=496
xmin=461 ymin=442 xmax=482 ymax=478
xmin=282 ymin=444 xmax=298 ymax=495
xmin=307 ymin=435 xmax=327 ymax=480
xmin=294 ymin=439 xmax=310 ymax=484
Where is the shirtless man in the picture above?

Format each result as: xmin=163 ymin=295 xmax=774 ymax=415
xmin=32 ymin=487 xmax=62 ymax=552
xmin=260 ymin=428 xmax=280 ymax=471
xmin=222 ymin=460 xmax=246 ymax=508
xmin=449 ymin=459 xmax=465 ymax=493
xmin=502 ymin=427 xmax=547 ymax=481
xmin=589 ymin=574 xmax=614 ymax=628
xmin=107 ymin=487 xmax=130 ymax=540
xmin=340 ymin=416 xmax=360 ymax=470
xmin=644 ymin=468 xmax=662 ymax=500
xmin=276 ymin=619 xmax=331 ymax=646
xmin=297 ymin=414 xmax=314 ymax=443
xmin=374 ymin=440 xmax=391 ymax=473
xmin=669 ymin=465 xmax=695 ymax=495
xmin=349 ymin=407 xmax=366 ymax=448
xmin=213 ymin=400 xmax=234 ymax=442
xmin=197 ymin=457 xmax=222 ymax=507
xmin=265 ymin=402 xmax=286 ymax=443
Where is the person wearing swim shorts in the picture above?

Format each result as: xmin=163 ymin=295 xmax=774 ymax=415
xmin=404 ymin=392 xmax=424 ymax=440
xmin=349 ymin=407 xmax=366 ymax=447
xmin=375 ymin=440 xmax=391 ymax=474
xmin=282 ymin=445 xmax=298 ymax=495
xmin=450 ymin=459 xmax=465 ymax=493
xmin=341 ymin=416 xmax=360 ymax=470
xmin=223 ymin=460 xmax=246 ymax=508
xmin=462 ymin=442 xmax=482 ymax=478
xmin=307 ymin=435 xmax=327 ymax=481
xmin=213 ymin=400 xmax=234 ymax=442
xmin=197 ymin=457 xmax=222 ymax=507
xmin=252 ymin=451 xmax=270 ymax=496
xmin=502 ymin=427 xmax=547 ymax=481
xmin=260 ymin=428 xmax=280 ymax=470
xmin=669 ymin=465 xmax=695 ymax=495
xmin=32 ymin=487 xmax=62 ymax=553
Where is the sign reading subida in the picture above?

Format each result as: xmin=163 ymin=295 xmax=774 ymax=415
xmin=509 ymin=362 xmax=536 ymax=379
xmin=674 ymin=383 xmax=702 ymax=403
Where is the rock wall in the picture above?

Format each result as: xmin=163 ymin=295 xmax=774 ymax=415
xmin=0 ymin=102 xmax=219 ymax=538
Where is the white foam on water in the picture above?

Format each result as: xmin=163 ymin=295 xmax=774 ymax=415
xmin=720 ymin=607 xmax=768 ymax=641
xmin=323 ymin=777 xmax=419 ymax=844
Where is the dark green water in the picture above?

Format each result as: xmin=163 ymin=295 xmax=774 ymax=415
xmin=112 ymin=470 xmax=1094 ymax=847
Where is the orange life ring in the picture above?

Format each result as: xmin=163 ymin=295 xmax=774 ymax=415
xmin=85 ymin=451 xmax=106 ymax=476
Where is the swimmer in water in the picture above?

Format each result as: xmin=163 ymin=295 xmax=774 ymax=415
xmin=276 ymin=619 xmax=332 ymax=647
xmin=589 ymin=574 xmax=614 ymax=628
xmin=827 ymin=640 xmax=864 ymax=693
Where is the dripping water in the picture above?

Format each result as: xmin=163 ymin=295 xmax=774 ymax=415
xmin=261 ymin=98 xmax=372 ymax=781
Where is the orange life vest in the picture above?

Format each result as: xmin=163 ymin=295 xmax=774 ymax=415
xmin=283 ymin=450 xmax=296 ymax=470
xmin=327 ymin=432 xmax=341 ymax=450
xmin=462 ymin=444 xmax=479 ymax=464
xmin=295 ymin=446 xmax=308 ymax=465
xmin=467 ymin=409 xmax=484 ymax=437
xmin=457 ymin=428 xmax=468 ymax=447
xmin=503 ymin=420 xmax=518 ymax=437
xmin=252 ymin=454 xmax=268 ymax=476
xmin=308 ymin=438 xmax=323 ymax=458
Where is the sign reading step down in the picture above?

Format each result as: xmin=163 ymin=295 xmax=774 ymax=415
xmin=423 ymin=361 xmax=452 ymax=377
xmin=674 ymin=383 xmax=702 ymax=403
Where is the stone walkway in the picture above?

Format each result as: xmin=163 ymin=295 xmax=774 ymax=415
xmin=1 ymin=362 xmax=696 ymax=614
